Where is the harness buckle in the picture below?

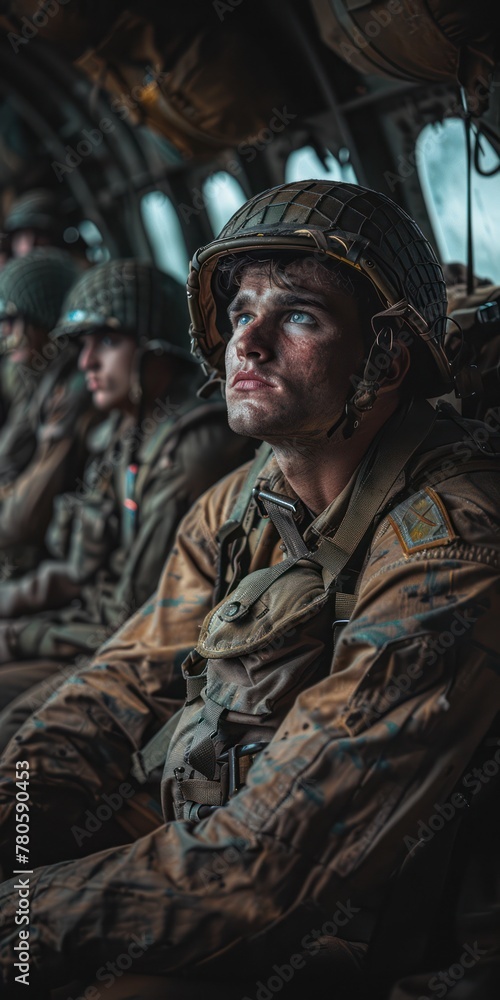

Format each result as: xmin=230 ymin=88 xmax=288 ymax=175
xmin=194 ymin=742 xmax=268 ymax=820
xmin=252 ymin=488 xmax=303 ymax=520
xmin=217 ymin=741 xmax=269 ymax=798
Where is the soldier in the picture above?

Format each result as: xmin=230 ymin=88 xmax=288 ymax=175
xmin=2 ymin=187 xmax=89 ymax=266
xmin=0 ymin=181 xmax=500 ymax=999
xmin=0 ymin=258 xmax=253 ymax=731
xmin=0 ymin=248 xmax=95 ymax=577
xmin=444 ymin=272 xmax=500 ymax=423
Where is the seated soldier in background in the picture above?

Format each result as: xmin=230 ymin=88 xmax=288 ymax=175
xmin=0 ymin=248 xmax=96 ymax=578
xmin=2 ymin=187 xmax=89 ymax=267
xmin=0 ymin=258 xmax=252 ymax=742
xmin=0 ymin=182 xmax=499 ymax=999
xmin=443 ymin=262 xmax=500 ymax=424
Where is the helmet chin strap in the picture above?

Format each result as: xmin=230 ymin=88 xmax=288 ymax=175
xmin=327 ymin=325 xmax=396 ymax=440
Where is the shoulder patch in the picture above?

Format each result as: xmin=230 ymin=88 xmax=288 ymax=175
xmin=388 ymin=487 xmax=455 ymax=555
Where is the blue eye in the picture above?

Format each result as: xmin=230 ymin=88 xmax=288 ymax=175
xmin=289 ymin=311 xmax=314 ymax=325
xmin=235 ymin=313 xmax=253 ymax=327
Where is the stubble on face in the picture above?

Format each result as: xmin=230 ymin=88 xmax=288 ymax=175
xmin=224 ymin=259 xmax=365 ymax=446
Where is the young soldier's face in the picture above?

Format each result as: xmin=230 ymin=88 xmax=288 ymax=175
xmin=78 ymin=330 xmax=138 ymax=413
xmin=224 ymin=260 xmax=365 ymax=442
xmin=0 ymin=316 xmax=48 ymax=365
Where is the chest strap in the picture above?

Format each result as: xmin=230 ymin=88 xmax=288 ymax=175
xmin=133 ymin=399 xmax=437 ymax=786
xmin=215 ymin=441 xmax=274 ymax=600
xmin=218 ymin=398 xmax=437 ymax=623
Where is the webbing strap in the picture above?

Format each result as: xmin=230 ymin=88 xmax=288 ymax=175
xmin=223 ymin=399 xmax=437 ymax=616
xmin=258 ymin=494 xmax=310 ymax=559
xmin=178 ymin=778 xmax=224 ymax=806
xmin=131 ymin=706 xmax=185 ymax=783
xmin=334 ymin=592 xmax=357 ymax=618
xmin=216 ymin=442 xmax=273 ymax=549
xmin=215 ymin=442 xmax=274 ymax=602
xmin=187 ymin=695 xmax=225 ymax=780
xmin=311 ymin=398 xmax=438 ymax=581
xmin=186 ymin=673 xmax=207 ymax=702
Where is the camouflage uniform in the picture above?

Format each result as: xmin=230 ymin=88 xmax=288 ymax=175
xmin=0 ymin=250 xmax=95 ymax=575
xmin=0 ymin=183 xmax=499 ymax=997
xmin=0 ymin=389 xmax=252 ymax=730
xmin=0 ymin=257 xmax=253 ymax=732
xmin=0 ymin=404 xmax=499 ymax=997
xmin=446 ymin=281 xmax=500 ymax=423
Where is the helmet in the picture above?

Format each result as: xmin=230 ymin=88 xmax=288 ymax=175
xmin=0 ymin=248 xmax=79 ymax=332
xmin=53 ymin=259 xmax=194 ymax=363
xmin=4 ymin=189 xmax=64 ymax=240
xmin=187 ymin=179 xmax=454 ymax=398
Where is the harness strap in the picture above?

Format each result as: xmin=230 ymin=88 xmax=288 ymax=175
xmin=310 ymin=398 xmax=437 ymax=582
xmin=131 ymin=706 xmax=185 ymax=783
xmin=178 ymin=778 xmax=224 ymax=807
xmin=221 ymin=399 xmax=437 ymax=619
xmin=215 ymin=442 xmax=274 ymax=600
xmin=187 ymin=694 xmax=225 ymax=779
xmin=135 ymin=401 xmax=437 ymax=787
xmin=334 ymin=592 xmax=357 ymax=618
xmin=255 ymin=490 xmax=310 ymax=559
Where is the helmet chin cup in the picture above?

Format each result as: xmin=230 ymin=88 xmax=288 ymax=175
xmin=351 ymin=379 xmax=380 ymax=412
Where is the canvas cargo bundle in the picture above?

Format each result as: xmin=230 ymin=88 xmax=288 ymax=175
xmin=310 ymin=0 xmax=499 ymax=115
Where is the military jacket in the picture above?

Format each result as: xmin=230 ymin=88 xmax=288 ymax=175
xmin=0 ymin=394 xmax=253 ymax=661
xmin=0 ymin=344 xmax=97 ymax=574
xmin=0 ymin=401 xmax=500 ymax=993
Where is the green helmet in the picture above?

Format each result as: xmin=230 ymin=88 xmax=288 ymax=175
xmin=187 ymin=179 xmax=455 ymax=397
xmin=4 ymin=189 xmax=64 ymax=240
xmin=53 ymin=259 xmax=194 ymax=363
xmin=0 ymin=248 xmax=79 ymax=332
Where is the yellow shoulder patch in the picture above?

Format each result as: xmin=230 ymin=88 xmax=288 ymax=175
xmin=388 ymin=487 xmax=456 ymax=555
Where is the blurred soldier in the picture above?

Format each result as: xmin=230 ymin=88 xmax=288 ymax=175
xmin=444 ymin=271 xmax=500 ymax=423
xmin=0 ymin=258 xmax=252 ymax=732
xmin=0 ymin=182 xmax=499 ymax=999
xmin=0 ymin=248 xmax=95 ymax=576
xmin=3 ymin=187 xmax=88 ymax=266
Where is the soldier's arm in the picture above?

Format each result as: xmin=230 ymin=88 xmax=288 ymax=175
xmin=0 ymin=364 xmax=95 ymax=558
xmin=0 ymin=415 xmax=252 ymax=658
xmin=0 ymin=461 xmax=252 ymax=857
xmin=1 ymin=474 xmax=500 ymax=990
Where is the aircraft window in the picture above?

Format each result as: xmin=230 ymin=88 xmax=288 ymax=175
xmin=202 ymin=172 xmax=248 ymax=235
xmin=417 ymin=119 xmax=500 ymax=284
xmin=141 ymin=191 xmax=189 ymax=284
xmin=285 ymin=146 xmax=357 ymax=185
xmin=78 ymin=220 xmax=109 ymax=264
